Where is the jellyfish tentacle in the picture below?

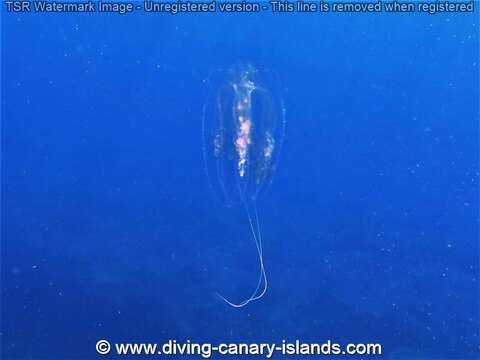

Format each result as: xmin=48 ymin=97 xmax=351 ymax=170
xmin=217 ymin=200 xmax=267 ymax=308
xmin=249 ymin=202 xmax=267 ymax=301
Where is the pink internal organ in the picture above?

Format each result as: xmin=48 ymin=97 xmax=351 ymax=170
xmin=235 ymin=117 xmax=252 ymax=177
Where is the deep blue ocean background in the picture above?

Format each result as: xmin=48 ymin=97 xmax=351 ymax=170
xmin=2 ymin=3 xmax=479 ymax=359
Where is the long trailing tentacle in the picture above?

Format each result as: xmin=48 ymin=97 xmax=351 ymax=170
xmin=248 ymin=202 xmax=267 ymax=301
xmin=216 ymin=200 xmax=267 ymax=307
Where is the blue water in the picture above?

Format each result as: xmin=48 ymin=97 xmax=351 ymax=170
xmin=2 ymin=4 xmax=479 ymax=360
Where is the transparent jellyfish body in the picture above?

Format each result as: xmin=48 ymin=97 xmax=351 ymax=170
xmin=202 ymin=63 xmax=286 ymax=307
